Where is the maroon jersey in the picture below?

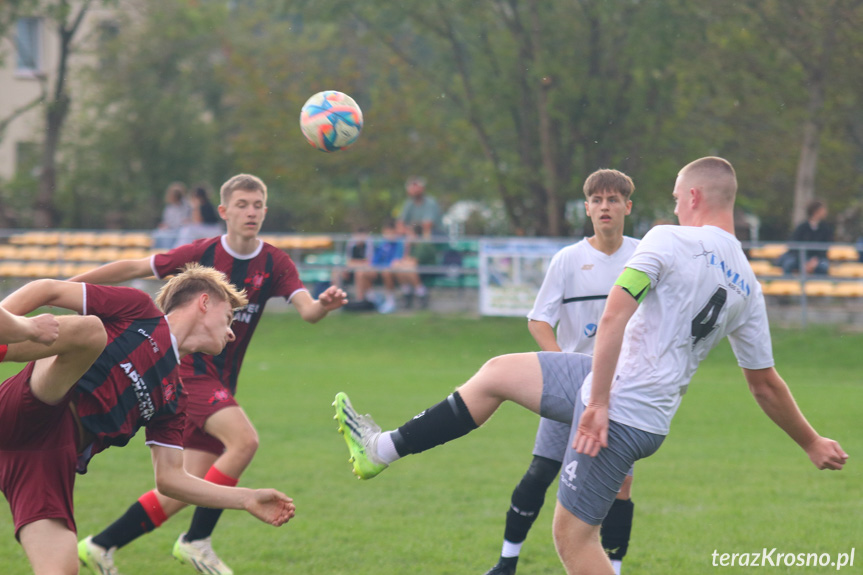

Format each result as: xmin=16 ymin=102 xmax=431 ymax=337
xmin=152 ymin=236 xmax=306 ymax=394
xmin=75 ymin=284 xmax=185 ymax=472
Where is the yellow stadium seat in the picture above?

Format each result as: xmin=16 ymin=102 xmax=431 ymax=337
xmin=749 ymin=260 xmax=783 ymax=276
xmin=833 ymin=282 xmax=863 ymax=297
xmin=119 ymin=233 xmax=153 ymax=248
xmin=762 ymin=280 xmax=802 ymax=296
xmin=748 ymin=244 xmax=787 ymax=260
xmin=803 ymin=280 xmax=835 ymax=297
xmin=829 ymin=263 xmax=863 ymax=278
xmin=827 ymin=245 xmax=859 ymax=261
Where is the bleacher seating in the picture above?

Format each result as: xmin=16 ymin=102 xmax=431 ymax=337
xmin=747 ymin=243 xmax=863 ymax=299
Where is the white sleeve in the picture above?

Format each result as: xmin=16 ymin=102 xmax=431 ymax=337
xmin=527 ymin=251 xmax=566 ymax=326
xmin=623 ymin=226 xmax=673 ymax=286
xmin=728 ymin=289 xmax=775 ymax=369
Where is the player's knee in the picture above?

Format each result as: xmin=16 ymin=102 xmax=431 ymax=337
xmin=512 ymin=456 xmax=560 ymax=510
xmin=225 ymin=425 xmax=259 ymax=457
xmin=67 ymin=315 xmax=107 ymax=356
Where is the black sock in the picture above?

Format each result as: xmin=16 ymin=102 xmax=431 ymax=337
xmin=92 ymin=502 xmax=155 ymax=550
xmin=185 ymin=507 xmax=225 ymax=542
xmin=601 ymin=498 xmax=634 ymax=561
xmin=390 ymin=391 xmax=478 ymax=456
xmin=504 ymin=455 xmax=561 ymax=544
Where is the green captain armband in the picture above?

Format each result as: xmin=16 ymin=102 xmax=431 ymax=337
xmin=615 ymin=267 xmax=651 ymax=303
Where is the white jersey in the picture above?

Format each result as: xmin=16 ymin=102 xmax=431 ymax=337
xmin=528 ymin=237 xmax=639 ymax=353
xmin=581 ymin=225 xmax=774 ymax=435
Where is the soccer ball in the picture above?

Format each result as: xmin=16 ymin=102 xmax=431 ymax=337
xmin=299 ymin=91 xmax=363 ymax=152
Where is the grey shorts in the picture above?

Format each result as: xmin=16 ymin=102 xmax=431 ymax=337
xmin=532 ymin=417 xmax=570 ymax=461
xmin=538 ymin=352 xmax=664 ymax=526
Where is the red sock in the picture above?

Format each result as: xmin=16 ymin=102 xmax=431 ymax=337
xmin=138 ymin=490 xmax=168 ymax=527
xmin=203 ymin=465 xmax=239 ymax=487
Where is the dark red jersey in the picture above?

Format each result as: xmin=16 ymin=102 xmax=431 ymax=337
xmin=152 ymin=236 xmax=306 ymax=394
xmin=75 ymin=284 xmax=186 ymax=472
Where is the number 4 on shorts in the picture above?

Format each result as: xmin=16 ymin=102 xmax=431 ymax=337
xmin=564 ymin=460 xmax=578 ymax=482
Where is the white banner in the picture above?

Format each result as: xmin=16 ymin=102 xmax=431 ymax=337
xmin=478 ymin=237 xmax=574 ymax=316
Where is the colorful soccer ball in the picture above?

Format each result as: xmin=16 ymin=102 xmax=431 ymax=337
xmin=299 ymin=91 xmax=363 ymax=152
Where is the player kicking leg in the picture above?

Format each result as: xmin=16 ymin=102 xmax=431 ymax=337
xmin=335 ymin=351 xmax=649 ymax=574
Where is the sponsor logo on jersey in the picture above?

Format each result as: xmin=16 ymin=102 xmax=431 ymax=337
xmin=120 ymin=361 xmax=156 ymax=420
xmin=581 ymin=264 xmax=594 ymax=270
xmin=584 ymin=323 xmax=598 ymax=338
xmin=692 ymin=242 xmax=751 ymax=297
xmin=163 ymin=380 xmax=177 ymax=403
xmin=208 ymin=388 xmax=231 ymax=405
xmin=233 ymin=302 xmax=261 ymax=325
xmin=245 ymin=271 xmax=270 ymax=291
xmin=137 ymin=328 xmax=160 ymax=354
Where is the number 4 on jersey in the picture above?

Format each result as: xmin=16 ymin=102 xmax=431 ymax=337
xmin=691 ymin=286 xmax=727 ymax=346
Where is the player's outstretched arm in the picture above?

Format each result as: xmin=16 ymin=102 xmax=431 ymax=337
xmin=0 ymin=306 xmax=59 ymax=346
xmin=150 ymin=445 xmax=296 ymax=526
xmin=527 ymin=320 xmax=562 ymax=352
xmin=291 ymin=286 xmax=348 ymax=323
xmin=743 ymin=367 xmax=848 ymax=470
xmin=1 ymin=279 xmax=85 ymax=316
xmin=68 ymin=257 xmax=154 ymax=284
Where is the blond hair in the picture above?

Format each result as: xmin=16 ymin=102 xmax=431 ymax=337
xmin=155 ymin=263 xmax=248 ymax=314
xmin=219 ymin=174 xmax=268 ymax=206
xmin=678 ymin=157 xmax=737 ymax=205
xmin=582 ymin=169 xmax=635 ymax=200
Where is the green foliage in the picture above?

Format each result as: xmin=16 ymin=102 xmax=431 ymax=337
xmin=27 ymin=0 xmax=863 ymax=236
xmin=0 ymin=313 xmax=860 ymax=574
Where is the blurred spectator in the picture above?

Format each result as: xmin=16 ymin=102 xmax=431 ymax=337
xmin=152 ymin=182 xmax=190 ymax=249
xmin=777 ymin=199 xmax=833 ymax=275
xmin=395 ymin=177 xmax=445 ymax=308
xmin=177 ymin=185 xmax=224 ymax=245
xmin=355 ymin=219 xmax=420 ymax=314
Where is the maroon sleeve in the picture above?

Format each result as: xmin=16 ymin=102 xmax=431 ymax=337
xmin=84 ymin=284 xmax=160 ymax=320
xmin=271 ymin=247 xmax=306 ymax=299
xmin=152 ymin=239 xmax=208 ymax=279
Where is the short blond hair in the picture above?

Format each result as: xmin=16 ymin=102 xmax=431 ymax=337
xmin=582 ymin=169 xmax=635 ymax=200
xmin=155 ymin=263 xmax=248 ymax=314
xmin=219 ymin=174 xmax=268 ymax=206
xmin=678 ymin=157 xmax=737 ymax=205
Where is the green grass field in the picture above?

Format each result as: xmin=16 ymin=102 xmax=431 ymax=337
xmin=1 ymin=313 xmax=861 ymax=574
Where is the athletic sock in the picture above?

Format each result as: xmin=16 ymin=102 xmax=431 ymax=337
xmin=601 ymin=498 xmax=634 ymax=563
xmin=376 ymin=431 xmax=401 ymax=464
xmin=93 ymin=490 xmax=166 ymax=550
xmin=185 ymin=466 xmax=238 ymax=542
xmin=389 ymin=391 xmax=478 ymax=456
xmin=611 ymin=559 xmax=622 ymax=575
xmin=501 ymin=540 xmax=524 ymax=558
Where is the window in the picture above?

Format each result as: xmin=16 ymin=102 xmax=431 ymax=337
xmin=15 ymin=17 xmax=42 ymax=74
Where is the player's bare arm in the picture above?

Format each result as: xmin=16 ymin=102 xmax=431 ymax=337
xmin=149 ymin=445 xmax=295 ymax=526
xmin=575 ymin=285 xmax=639 ymax=457
xmin=0 ymin=306 xmax=59 ymax=346
xmin=291 ymin=286 xmax=348 ymax=323
xmin=1 ymin=279 xmax=85 ymax=316
xmin=742 ymin=367 xmax=848 ymax=470
xmin=527 ymin=320 xmax=562 ymax=352
xmin=69 ymin=257 xmax=154 ymax=284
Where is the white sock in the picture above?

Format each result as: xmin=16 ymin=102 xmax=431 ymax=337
xmin=376 ymin=431 xmax=401 ymax=464
xmin=611 ymin=559 xmax=622 ymax=574
xmin=501 ymin=540 xmax=523 ymax=558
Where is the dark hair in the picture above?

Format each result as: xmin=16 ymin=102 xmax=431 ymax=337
xmin=806 ymin=199 xmax=825 ymax=218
